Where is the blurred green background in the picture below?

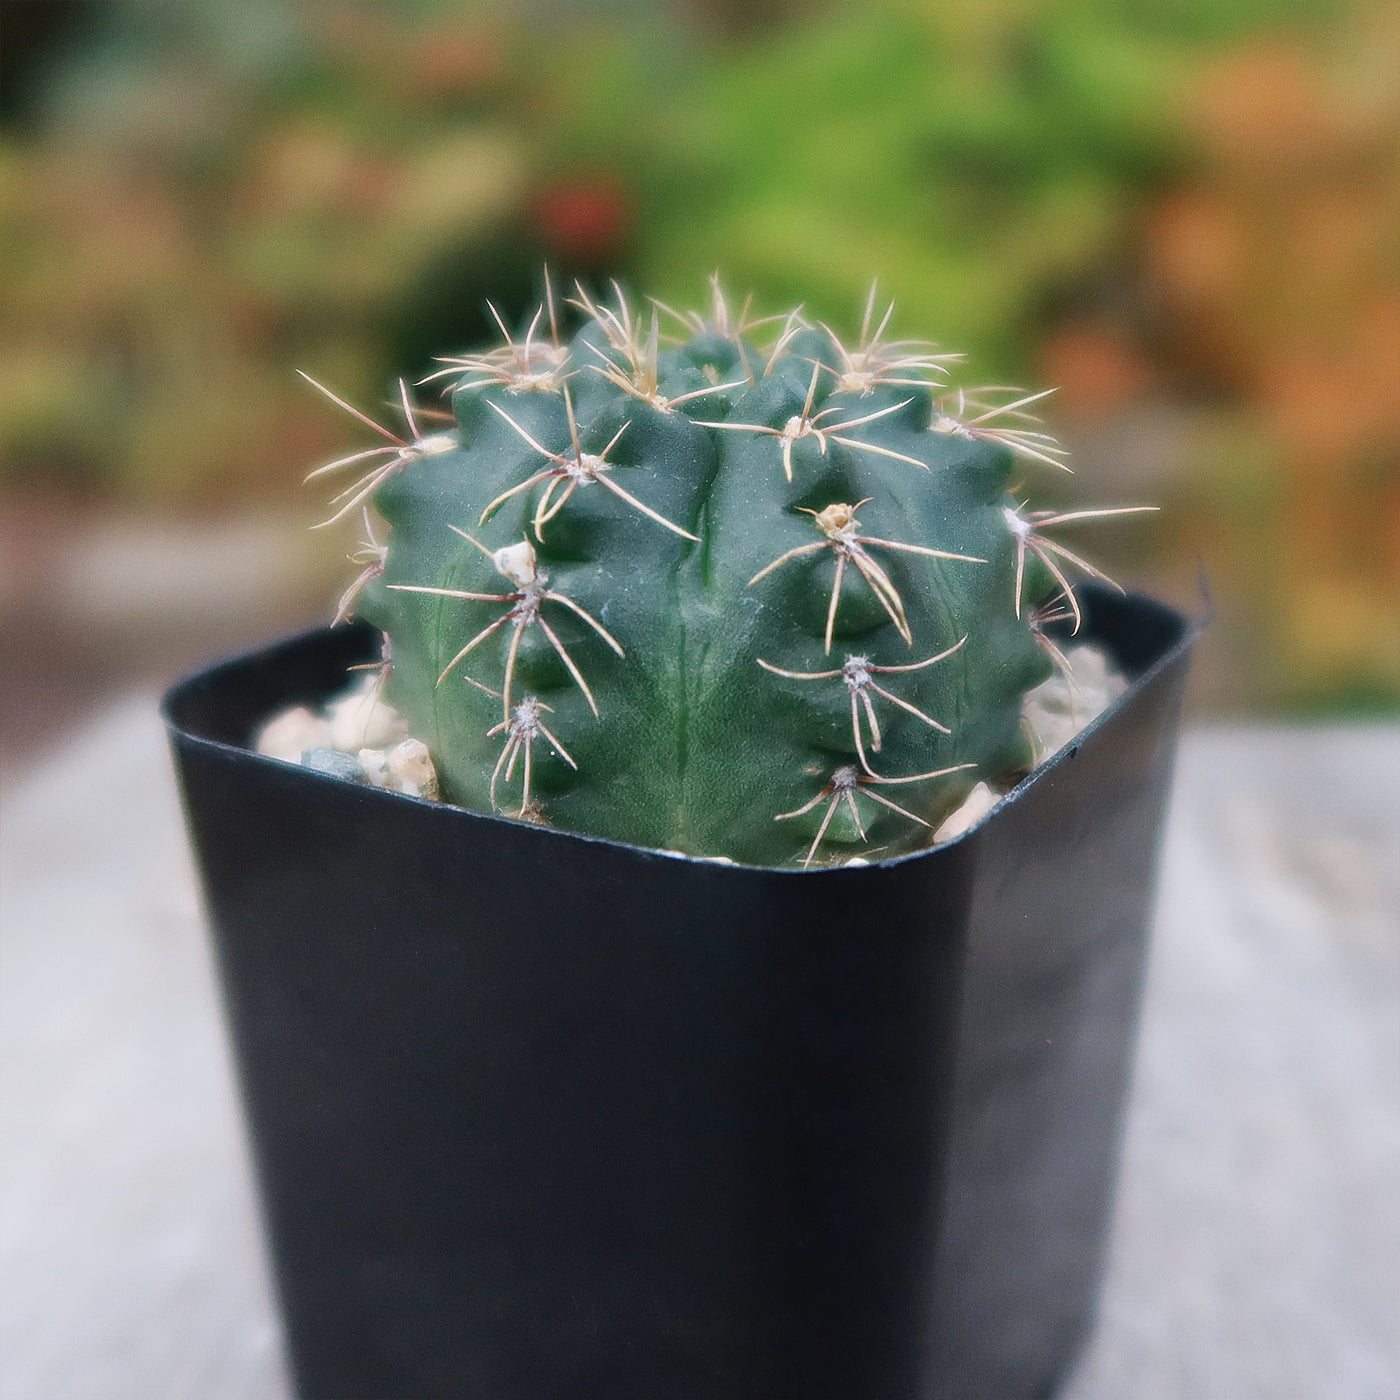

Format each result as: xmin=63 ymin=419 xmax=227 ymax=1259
xmin=2 ymin=0 xmax=1397 ymax=763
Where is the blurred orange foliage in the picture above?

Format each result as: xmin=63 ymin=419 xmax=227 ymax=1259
xmin=1142 ymin=12 xmax=1400 ymax=705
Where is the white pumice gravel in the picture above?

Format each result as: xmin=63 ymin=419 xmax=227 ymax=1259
xmin=251 ymin=705 xmax=334 ymax=763
xmin=255 ymin=677 xmax=436 ymax=800
xmin=931 ymin=781 xmax=1000 ymax=844
xmin=326 ymin=674 xmax=409 ymax=751
xmin=254 ymin=640 xmax=1125 ymax=844
xmin=1021 ymin=642 xmax=1129 ymax=765
xmin=379 ymin=738 xmax=439 ymax=800
xmin=930 ymin=641 xmax=1128 ymax=844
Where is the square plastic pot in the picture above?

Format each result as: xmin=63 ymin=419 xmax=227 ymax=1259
xmin=164 ymin=585 xmax=1197 ymax=1400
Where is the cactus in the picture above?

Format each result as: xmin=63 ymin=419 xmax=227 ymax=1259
xmin=305 ymin=278 xmax=1151 ymax=867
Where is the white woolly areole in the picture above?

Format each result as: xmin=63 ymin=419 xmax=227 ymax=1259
xmin=493 ymin=540 xmax=539 ymax=587
xmin=1003 ymin=505 xmax=1033 ymax=541
xmin=416 ymin=432 xmax=458 ymax=455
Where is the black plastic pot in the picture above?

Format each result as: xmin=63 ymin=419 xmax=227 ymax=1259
xmin=164 ymin=585 xmax=1197 ymax=1400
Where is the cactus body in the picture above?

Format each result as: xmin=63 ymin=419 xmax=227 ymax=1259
xmin=322 ymin=284 xmax=1134 ymax=867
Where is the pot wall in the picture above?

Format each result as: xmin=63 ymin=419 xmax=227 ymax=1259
xmin=165 ymin=586 xmax=1195 ymax=1400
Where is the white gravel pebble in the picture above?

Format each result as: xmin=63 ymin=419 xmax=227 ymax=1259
xmin=326 ymin=676 xmax=409 ymax=752
xmin=252 ymin=706 xmax=332 ymax=763
xmin=378 ymin=738 xmax=438 ymax=800
xmin=930 ymin=642 xmax=1129 ymax=844
xmin=1022 ymin=642 xmax=1128 ymax=764
xmin=932 ymin=781 xmax=1000 ymax=844
xmin=256 ymin=677 xmax=435 ymax=799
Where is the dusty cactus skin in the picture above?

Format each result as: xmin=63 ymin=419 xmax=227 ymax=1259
xmin=310 ymin=281 xmax=1146 ymax=866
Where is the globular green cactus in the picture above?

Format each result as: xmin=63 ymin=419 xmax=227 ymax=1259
xmin=307 ymin=278 xmax=1149 ymax=867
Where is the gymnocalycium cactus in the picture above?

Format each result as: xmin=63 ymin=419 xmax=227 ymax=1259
xmin=304 ymin=278 xmax=1151 ymax=867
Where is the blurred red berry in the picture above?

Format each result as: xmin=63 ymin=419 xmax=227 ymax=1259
xmin=529 ymin=174 xmax=631 ymax=264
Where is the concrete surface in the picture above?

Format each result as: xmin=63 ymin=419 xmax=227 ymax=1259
xmin=2 ymin=698 xmax=1397 ymax=1399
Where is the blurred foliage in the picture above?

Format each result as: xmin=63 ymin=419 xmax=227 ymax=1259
xmin=0 ymin=0 xmax=649 ymax=503
xmin=561 ymin=0 xmax=1351 ymax=379
xmin=0 ymin=0 xmax=1395 ymax=709
xmin=1146 ymin=17 xmax=1400 ymax=711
